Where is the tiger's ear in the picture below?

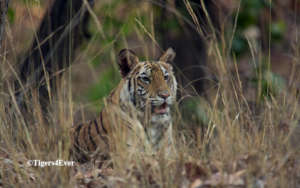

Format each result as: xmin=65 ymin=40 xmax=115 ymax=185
xmin=159 ymin=48 xmax=176 ymax=63
xmin=118 ymin=49 xmax=140 ymax=77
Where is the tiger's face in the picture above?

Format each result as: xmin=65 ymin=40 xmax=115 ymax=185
xmin=131 ymin=61 xmax=176 ymax=120
xmin=118 ymin=49 xmax=177 ymax=125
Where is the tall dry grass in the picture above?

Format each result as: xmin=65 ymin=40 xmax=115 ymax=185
xmin=0 ymin=1 xmax=300 ymax=187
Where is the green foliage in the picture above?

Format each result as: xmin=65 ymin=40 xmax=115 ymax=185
xmin=2 ymin=2 xmax=300 ymax=187
xmin=87 ymin=67 xmax=120 ymax=110
xmin=258 ymin=71 xmax=286 ymax=100
xmin=7 ymin=7 xmax=15 ymax=24
xmin=231 ymin=34 xmax=248 ymax=56
xmin=230 ymin=1 xmax=287 ymax=102
xmin=181 ymin=98 xmax=209 ymax=126
xmin=231 ymin=0 xmax=265 ymax=57
xmin=271 ymin=21 xmax=286 ymax=41
xmin=236 ymin=0 xmax=264 ymax=29
xmin=86 ymin=0 xmax=153 ymax=106
xmin=252 ymin=59 xmax=286 ymax=100
xmin=231 ymin=0 xmax=285 ymax=57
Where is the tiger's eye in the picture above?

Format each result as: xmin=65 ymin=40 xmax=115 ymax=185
xmin=164 ymin=74 xmax=169 ymax=80
xmin=140 ymin=76 xmax=151 ymax=84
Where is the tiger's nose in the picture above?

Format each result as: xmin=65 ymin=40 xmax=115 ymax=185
xmin=158 ymin=90 xmax=170 ymax=99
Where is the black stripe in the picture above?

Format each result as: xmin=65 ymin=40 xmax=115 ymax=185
xmin=128 ymin=78 xmax=137 ymax=105
xmin=128 ymin=79 xmax=133 ymax=103
xmin=100 ymin=110 xmax=108 ymax=134
xmin=74 ymin=124 xmax=89 ymax=162
xmin=128 ymin=78 xmax=131 ymax=93
xmin=74 ymin=124 xmax=82 ymax=156
xmin=137 ymin=83 xmax=146 ymax=96
xmin=85 ymin=128 xmax=91 ymax=151
xmin=98 ymin=111 xmax=109 ymax=146
xmin=94 ymin=119 xmax=100 ymax=134
xmin=133 ymin=79 xmax=136 ymax=106
xmin=94 ymin=119 xmax=107 ymax=142
xmin=88 ymin=121 xmax=97 ymax=150
xmin=74 ymin=123 xmax=83 ymax=150
xmin=75 ymin=123 xmax=83 ymax=133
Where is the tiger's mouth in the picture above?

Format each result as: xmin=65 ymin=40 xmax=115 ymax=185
xmin=152 ymin=102 xmax=169 ymax=114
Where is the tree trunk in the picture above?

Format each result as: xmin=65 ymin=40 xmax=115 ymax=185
xmin=15 ymin=0 xmax=94 ymax=111
xmin=0 ymin=0 xmax=9 ymax=49
xmin=157 ymin=0 xmax=230 ymax=95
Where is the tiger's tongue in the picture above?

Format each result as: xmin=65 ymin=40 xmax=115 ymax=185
xmin=154 ymin=103 xmax=167 ymax=114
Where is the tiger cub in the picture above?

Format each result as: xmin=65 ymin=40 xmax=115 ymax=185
xmin=71 ymin=48 xmax=177 ymax=162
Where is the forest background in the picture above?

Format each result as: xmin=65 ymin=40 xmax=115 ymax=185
xmin=0 ymin=0 xmax=299 ymax=187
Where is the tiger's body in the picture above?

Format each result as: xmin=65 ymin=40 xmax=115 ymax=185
xmin=71 ymin=48 xmax=177 ymax=162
